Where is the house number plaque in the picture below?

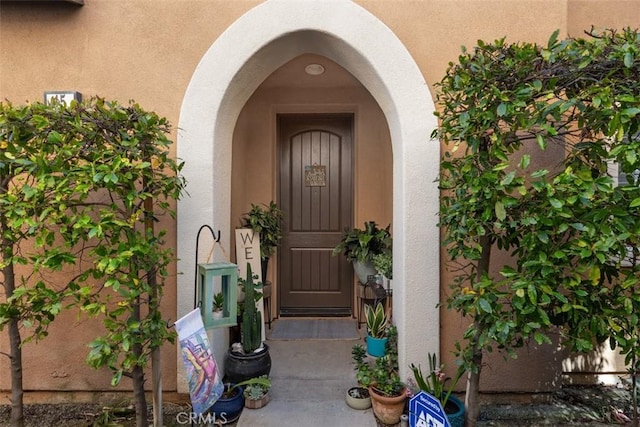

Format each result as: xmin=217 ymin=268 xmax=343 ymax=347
xmin=304 ymin=165 xmax=326 ymax=187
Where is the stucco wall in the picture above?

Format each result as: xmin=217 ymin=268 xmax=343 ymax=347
xmin=1 ymin=0 xmax=639 ymax=399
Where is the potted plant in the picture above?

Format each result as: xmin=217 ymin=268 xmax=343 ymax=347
xmin=208 ymin=383 xmax=245 ymax=424
xmin=209 ymin=376 xmax=272 ymax=422
xmin=347 ymin=344 xmax=372 ymax=410
xmin=332 ymin=221 xmax=392 ymax=284
xmin=364 ymin=301 xmax=388 ymax=357
xmin=240 ymin=201 xmax=284 ymax=279
xmin=372 ymin=251 xmax=392 ymax=281
xmin=409 ymin=353 xmax=466 ymax=427
xmin=243 ymin=375 xmax=272 ymax=409
xmin=225 ymin=264 xmax=272 ymax=383
xmin=352 ymin=326 xmax=406 ymax=425
xmin=345 ymin=385 xmax=371 ymax=410
xmin=213 ymin=292 xmax=224 ymax=319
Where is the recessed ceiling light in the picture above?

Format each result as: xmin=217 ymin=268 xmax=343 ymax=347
xmin=305 ymin=64 xmax=325 ymax=75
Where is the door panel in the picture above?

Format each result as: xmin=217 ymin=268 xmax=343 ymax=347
xmin=278 ymin=114 xmax=353 ymax=315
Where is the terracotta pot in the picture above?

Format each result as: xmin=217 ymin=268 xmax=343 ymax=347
xmin=368 ymin=386 xmax=406 ymax=425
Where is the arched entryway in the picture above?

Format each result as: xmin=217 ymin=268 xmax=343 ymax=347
xmin=177 ymin=0 xmax=440 ymax=383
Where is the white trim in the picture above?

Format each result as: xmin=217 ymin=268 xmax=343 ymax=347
xmin=177 ymin=0 xmax=440 ymax=383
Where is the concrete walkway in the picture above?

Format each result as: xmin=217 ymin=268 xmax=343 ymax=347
xmin=233 ymin=321 xmax=628 ymax=427
xmin=237 ymin=333 xmax=378 ymax=427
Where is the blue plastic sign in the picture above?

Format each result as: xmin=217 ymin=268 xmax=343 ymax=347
xmin=409 ymin=391 xmax=450 ymax=427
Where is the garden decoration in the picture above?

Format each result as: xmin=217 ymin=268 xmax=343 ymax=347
xmin=240 ymin=201 xmax=283 ymax=278
xmin=175 ymin=308 xmax=224 ymax=416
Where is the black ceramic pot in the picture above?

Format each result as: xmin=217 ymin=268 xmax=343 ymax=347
xmin=225 ymin=343 xmax=272 ymax=383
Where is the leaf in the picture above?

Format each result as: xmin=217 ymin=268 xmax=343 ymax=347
xmin=478 ymin=298 xmax=492 ymax=314
xmin=527 ymin=285 xmax=537 ymax=303
xmin=495 ymin=201 xmax=506 ymax=221
xmin=547 ymin=29 xmax=559 ymax=49
xmin=111 ymin=370 xmax=123 ymax=387
xmin=536 ymin=134 xmax=546 ymax=150
xmin=624 ymin=52 xmax=634 ymax=68
xmin=47 ymin=131 xmax=63 ymax=144
xmin=500 ymin=171 xmax=515 ymax=186
xmin=630 ymin=198 xmax=640 ymax=208
xmin=588 ymin=266 xmax=600 ymax=284
xmin=497 ymin=103 xmax=507 ymax=117
xmin=549 ymin=198 xmax=563 ymax=209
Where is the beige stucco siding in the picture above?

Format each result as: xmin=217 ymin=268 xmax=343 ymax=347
xmin=1 ymin=0 xmax=639 ymax=398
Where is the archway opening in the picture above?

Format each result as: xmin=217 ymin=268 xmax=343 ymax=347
xmin=177 ymin=0 xmax=440 ymax=382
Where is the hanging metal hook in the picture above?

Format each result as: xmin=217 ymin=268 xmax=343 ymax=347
xmin=194 ymin=225 xmax=221 ymax=309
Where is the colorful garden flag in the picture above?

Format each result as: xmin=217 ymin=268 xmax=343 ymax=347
xmin=175 ymin=308 xmax=224 ymax=415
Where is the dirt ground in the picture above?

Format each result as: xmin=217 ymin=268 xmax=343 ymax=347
xmin=0 ymin=384 xmax=638 ymax=426
xmin=0 ymin=402 xmax=198 ymax=427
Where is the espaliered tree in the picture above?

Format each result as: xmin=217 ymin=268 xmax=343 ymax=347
xmin=69 ymin=99 xmax=185 ymax=427
xmin=0 ymin=98 xmax=185 ymax=427
xmin=435 ymin=28 xmax=640 ymax=427
xmin=0 ymin=101 xmax=96 ymax=427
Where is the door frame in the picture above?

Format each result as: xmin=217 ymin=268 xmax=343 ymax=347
xmin=276 ymin=112 xmax=355 ymax=317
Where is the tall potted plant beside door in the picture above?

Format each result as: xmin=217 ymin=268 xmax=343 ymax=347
xmin=225 ymin=264 xmax=272 ymax=383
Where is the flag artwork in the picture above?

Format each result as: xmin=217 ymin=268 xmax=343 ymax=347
xmin=175 ymin=308 xmax=224 ymax=415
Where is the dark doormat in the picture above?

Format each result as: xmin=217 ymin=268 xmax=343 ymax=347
xmin=268 ymin=318 xmax=360 ymax=340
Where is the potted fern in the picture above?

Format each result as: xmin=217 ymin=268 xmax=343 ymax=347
xmin=332 ymin=221 xmax=391 ymax=284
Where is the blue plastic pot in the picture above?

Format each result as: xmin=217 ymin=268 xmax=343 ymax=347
xmin=445 ymin=394 xmax=465 ymax=427
xmin=366 ymin=335 xmax=388 ymax=357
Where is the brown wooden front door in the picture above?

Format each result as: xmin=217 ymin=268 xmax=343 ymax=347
xmin=277 ymin=114 xmax=354 ymax=316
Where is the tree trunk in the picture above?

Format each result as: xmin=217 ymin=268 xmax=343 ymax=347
xmin=632 ymin=354 xmax=638 ymax=427
xmin=132 ymin=298 xmax=148 ymax=427
xmin=5 ymin=261 xmax=24 ymax=427
xmin=131 ymin=360 xmax=148 ymax=427
xmin=144 ymin=195 xmax=162 ymax=427
xmin=464 ymin=328 xmax=483 ymax=427
xmin=464 ymin=235 xmax=492 ymax=427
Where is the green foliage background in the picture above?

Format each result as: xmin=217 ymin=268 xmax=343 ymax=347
xmin=436 ymin=27 xmax=640 ymax=424
xmin=0 ymin=97 xmax=185 ymax=424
